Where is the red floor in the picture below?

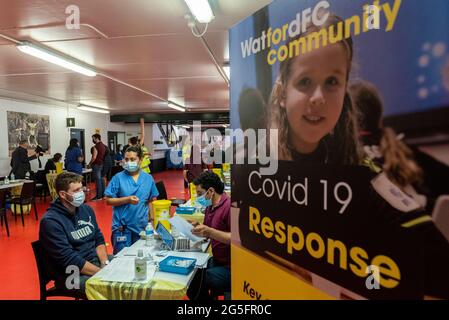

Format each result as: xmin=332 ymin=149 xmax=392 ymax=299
xmin=0 ymin=170 xmax=187 ymax=300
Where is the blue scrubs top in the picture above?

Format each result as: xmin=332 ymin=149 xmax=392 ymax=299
xmin=65 ymin=147 xmax=83 ymax=174
xmin=105 ymin=170 xmax=159 ymax=234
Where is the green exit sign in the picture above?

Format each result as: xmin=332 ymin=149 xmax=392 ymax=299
xmin=66 ymin=118 xmax=75 ymax=127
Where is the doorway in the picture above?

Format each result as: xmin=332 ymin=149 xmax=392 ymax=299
xmin=108 ymin=131 xmax=125 ymax=154
xmin=70 ymin=129 xmax=85 ymax=165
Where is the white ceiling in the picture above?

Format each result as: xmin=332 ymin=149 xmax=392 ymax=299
xmin=0 ymin=0 xmax=271 ymax=114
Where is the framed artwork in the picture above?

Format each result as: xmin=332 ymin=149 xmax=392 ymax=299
xmin=7 ymin=111 xmax=50 ymax=156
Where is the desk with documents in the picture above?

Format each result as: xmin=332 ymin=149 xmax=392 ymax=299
xmin=85 ymin=239 xmax=210 ymax=300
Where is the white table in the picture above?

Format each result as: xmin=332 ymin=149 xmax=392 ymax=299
xmin=86 ymin=239 xmax=210 ymax=300
xmin=0 ymin=180 xmax=25 ymax=190
xmin=82 ymin=168 xmax=92 ymax=184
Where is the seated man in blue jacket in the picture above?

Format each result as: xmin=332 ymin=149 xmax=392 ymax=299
xmin=39 ymin=172 xmax=110 ymax=296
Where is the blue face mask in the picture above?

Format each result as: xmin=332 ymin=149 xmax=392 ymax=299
xmin=196 ymin=190 xmax=212 ymax=208
xmin=124 ymin=161 xmax=140 ymax=172
xmin=67 ymin=191 xmax=85 ymax=207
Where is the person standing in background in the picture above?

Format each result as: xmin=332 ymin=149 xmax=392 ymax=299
xmin=138 ymin=118 xmax=151 ymax=174
xmin=182 ymin=134 xmax=192 ymax=189
xmin=121 ymin=137 xmax=138 ymax=158
xmin=101 ymin=145 xmax=113 ymax=186
xmin=183 ymin=145 xmax=207 ymax=186
xmin=10 ymin=139 xmax=38 ymax=179
xmin=114 ymin=144 xmax=124 ymax=165
xmin=88 ymin=134 xmax=107 ymax=201
xmin=65 ymin=139 xmax=84 ymax=175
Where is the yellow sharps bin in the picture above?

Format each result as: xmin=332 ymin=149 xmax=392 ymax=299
xmin=189 ymin=183 xmax=197 ymax=205
xmin=152 ymin=200 xmax=171 ymax=232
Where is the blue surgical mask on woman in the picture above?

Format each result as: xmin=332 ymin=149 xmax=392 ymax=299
xmin=123 ymin=161 xmax=140 ymax=172
xmin=66 ymin=191 xmax=85 ymax=207
xmin=196 ymin=190 xmax=212 ymax=207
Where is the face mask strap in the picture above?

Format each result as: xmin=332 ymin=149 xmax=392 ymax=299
xmin=206 ymin=188 xmax=214 ymax=200
xmin=62 ymin=191 xmax=74 ymax=203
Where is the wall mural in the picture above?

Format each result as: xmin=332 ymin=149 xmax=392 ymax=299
xmin=7 ymin=111 xmax=50 ymax=156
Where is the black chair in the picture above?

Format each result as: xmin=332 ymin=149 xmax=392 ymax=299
xmin=34 ymin=170 xmax=49 ymax=200
xmin=35 ymin=183 xmax=49 ymax=200
xmin=110 ymin=165 xmax=123 ymax=179
xmin=10 ymin=181 xmax=38 ymax=227
xmin=31 ymin=240 xmax=86 ymax=300
xmin=0 ymin=190 xmax=10 ymax=237
xmin=155 ymin=181 xmax=186 ymax=207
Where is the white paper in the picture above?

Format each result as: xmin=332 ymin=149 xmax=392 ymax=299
xmin=97 ymin=257 xmax=156 ymax=283
xmin=114 ymin=246 xmax=154 ymax=258
xmin=169 ymin=215 xmax=205 ymax=242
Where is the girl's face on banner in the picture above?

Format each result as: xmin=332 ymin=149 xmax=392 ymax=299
xmin=280 ymin=42 xmax=348 ymax=153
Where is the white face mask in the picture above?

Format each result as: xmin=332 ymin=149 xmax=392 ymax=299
xmin=64 ymin=190 xmax=85 ymax=207
xmin=123 ymin=161 xmax=140 ymax=172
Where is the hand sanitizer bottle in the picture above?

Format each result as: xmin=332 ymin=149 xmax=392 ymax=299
xmin=135 ymin=249 xmax=147 ymax=281
xmin=10 ymin=173 xmax=15 ymax=181
xmin=4 ymin=175 xmax=9 ymax=185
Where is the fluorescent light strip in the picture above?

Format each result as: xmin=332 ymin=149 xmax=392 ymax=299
xmin=184 ymin=0 xmax=215 ymax=23
xmin=168 ymin=102 xmax=186 ymax=112
xmin=77 ymin=105 xmax=110 ymax=114
xmin=223 ymin=65 xmax=230 ymax=79
xmin=17 ymin=42 xmax=97 ymax=77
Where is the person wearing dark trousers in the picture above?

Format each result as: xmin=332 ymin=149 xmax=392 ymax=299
xmin=39 ymin=172 xmax=111 ymax=296
xmin=10 ymin=139 xmax=38 ymax=179
xmin=187 ymin=171 xmax=231 ymax=300
xmin=101 ymin=146 xmax=113 ymax=185
xmin=88 ymin=134 xmax=106 ymax=201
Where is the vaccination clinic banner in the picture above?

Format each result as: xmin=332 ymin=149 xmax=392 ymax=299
xmin=230 ymin=0 xmax=449 ymax=300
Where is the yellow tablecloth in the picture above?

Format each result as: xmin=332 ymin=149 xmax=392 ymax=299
xmin=86 ymin=277 xmax=187 ymax=300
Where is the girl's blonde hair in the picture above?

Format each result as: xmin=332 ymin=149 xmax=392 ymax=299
xmin=268 ymin=14 xmax=362 ymax=164
xmin=350 ymin=80 xmax=424 ymax=187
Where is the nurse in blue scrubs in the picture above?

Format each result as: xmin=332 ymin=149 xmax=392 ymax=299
xmin=105 ymin=146 xmax=159 ymax=254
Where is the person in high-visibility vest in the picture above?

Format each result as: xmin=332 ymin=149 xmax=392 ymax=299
xmin=140 ymin=144 xmax=151 ymax=173
xmin=182 ymin=135 xmax=192 ymax=188
xmin=137 ymin=117 xmax=151 ymax=173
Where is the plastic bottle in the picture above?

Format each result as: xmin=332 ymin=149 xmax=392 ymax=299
xmin=171 ymin=225 xmax=180 ymax=238
xmin=145 ymin=222 xmax=154 ymax=246
xmin=10 ymin=173 xmax=15 ymax=181
xmin=135 ymin=249 xmax=147 ymax=281
xmin=4 ymin=175 xmax=9 ymax=185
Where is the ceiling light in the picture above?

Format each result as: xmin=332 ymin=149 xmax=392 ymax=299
xmin=17 ymin=41 xmax=97 ymax=77
xmin=184 ymin=0 xmax=215 ymax=23
xmin=222 ymin=124 xmax=229 ymax=128
xmin=77 ymin=105 xmax=110 ymax=114
xmin=168 ymin=102 xmax=186 ymax=112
